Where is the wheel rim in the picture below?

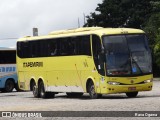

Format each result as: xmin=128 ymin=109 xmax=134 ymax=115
xmin=90 ymin=85 xmax=96 ymax=97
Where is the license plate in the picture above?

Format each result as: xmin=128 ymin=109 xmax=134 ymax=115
xmin=128 ymin=87 xmax=136 ymax=91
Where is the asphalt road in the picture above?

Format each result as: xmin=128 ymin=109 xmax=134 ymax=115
xmin=0 ymin=80 xmax=160 ymax=119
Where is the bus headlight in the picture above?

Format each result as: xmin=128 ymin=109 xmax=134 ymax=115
xmin=144 ymin=79 xmax=153 ymax=83
xmin=107 ymin=81 xmax=120 ymax=85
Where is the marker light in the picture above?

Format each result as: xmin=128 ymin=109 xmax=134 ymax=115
xmin=107 ymin=81 xmax=120 ymax=85
xmin=144 ymin=79 xmax=153 ymax=83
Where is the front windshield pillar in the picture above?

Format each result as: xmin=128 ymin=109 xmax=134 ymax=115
xmin=92 ymin=35 xmax=105 ymax=76
xmin=97 ymin=53 xmax=106 ymax=76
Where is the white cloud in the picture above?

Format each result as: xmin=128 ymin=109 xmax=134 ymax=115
xmin=0 ymin=0 xmax=102 ymax=47
xmin=0 ymin=0 xmax=102 ymax=43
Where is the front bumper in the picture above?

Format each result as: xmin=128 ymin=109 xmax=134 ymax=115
xmin=100 ymin=82 xmax=153 ymax=94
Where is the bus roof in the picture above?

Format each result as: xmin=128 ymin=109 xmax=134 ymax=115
xmin=18 ymin=27 xmax=145 ymax=41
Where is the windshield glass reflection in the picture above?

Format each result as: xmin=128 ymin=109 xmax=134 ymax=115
xmin=103 ymin=34 xmax=152 ymax=76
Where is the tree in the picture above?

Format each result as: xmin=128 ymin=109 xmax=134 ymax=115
xmin=84 ymin=0 xmax=158 ymax=29
xmin=144 ymin=13 xmax=160 ymax=48
xmin=154 ymin=33 xmax=160 ymax=64
xmin=143 ymin=1 xmax=160 ymax=74
xmin=150 ymin=13 xmax=160 ymax=67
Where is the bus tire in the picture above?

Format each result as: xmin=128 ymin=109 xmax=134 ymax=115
xmin=39 ymin=81 xmax=55 ymax=99
xmin=88 ymin=81 xmax=100 ymax=99
xmin=32 ymin=82 xmax=40 ymax=98
xmin=4 ymin=79 xmax=15 ymax=92
xmin=126 ymin=92 xmax=138 ymax=98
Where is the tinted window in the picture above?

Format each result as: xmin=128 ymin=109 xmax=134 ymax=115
xmin=17 ymin=42 xmax=29 ymax=58
xmin=17 ymin=35 xmax=91 ymax=58
xmin=0 ymin=50 xmax=16 ymax=64
xmin=79 ymin=36 xmax=91 ymax=56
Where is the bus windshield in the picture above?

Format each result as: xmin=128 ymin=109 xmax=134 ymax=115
xmin=102 ymin=34 xmax=152 ymax=76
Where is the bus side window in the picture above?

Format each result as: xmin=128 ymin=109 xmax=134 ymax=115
xmin=48 ymin=40 xmax=57 ymax=56
xmin=0 ymin=50 xmax=16 ymax=64
xmin=78 ymin=36 xmax=91 ymax=56
xmin=30 ymin=41 xmax=37 ymax=57
xmin=68 ymin=38 xmax=76 ymax=55
xmin=39 ymin=40 xmax=47 ymax=57
xmin=17 ymin=41 xmax=29 ymax=58
xmin=72 ymin=37 xmax=79 ymax=55
xmin=60 ymin=38 xmax=68 ymax=56
xmin=17 ymin=42 xmax=22 ymax=58
xmin=60 ymin=38 xmax=76 ymax=56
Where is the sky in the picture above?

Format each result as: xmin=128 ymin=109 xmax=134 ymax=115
xmin=0 ymin=0 xmax=102 ymax=48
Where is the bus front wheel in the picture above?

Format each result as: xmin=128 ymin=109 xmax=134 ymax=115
xmin=88 ymin=81 xmax=101 ymax=99
xmin=126 ymin=92 xmax=138 ymax=98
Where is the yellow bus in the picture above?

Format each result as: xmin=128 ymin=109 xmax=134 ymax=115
xmin=17 ymin=27 xmax=153 ymax=99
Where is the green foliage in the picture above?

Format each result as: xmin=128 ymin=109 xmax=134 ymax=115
xmin=144 ymin=13 xmax=160 ymax=49
xmin=143 ymin=2 xmax=160 ymax=67
xmin=84 ymin=0 xmax=155 ymax=28
xmin=153 ymin=33 xmax=160 ymax=67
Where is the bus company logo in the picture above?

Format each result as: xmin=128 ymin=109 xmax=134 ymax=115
xmin=23 ymin=62 xmax=43 ymax=68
